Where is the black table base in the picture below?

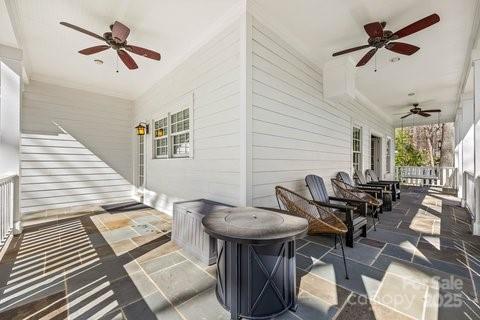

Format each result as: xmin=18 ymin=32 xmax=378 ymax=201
xmin=215 ymin=239 xmax=297 ymax=320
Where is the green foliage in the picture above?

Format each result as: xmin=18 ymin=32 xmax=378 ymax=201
xmin=395 ymin=129 xmax=427 ymax=166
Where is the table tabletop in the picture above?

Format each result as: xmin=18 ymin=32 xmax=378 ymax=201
xmin=202 ymin=207 xmax=308 ymax=244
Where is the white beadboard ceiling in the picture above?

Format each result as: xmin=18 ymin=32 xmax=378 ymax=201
xmin=1 ymin=0 xmax=476 ymax=125
xmin=253 ymin=0 xmax=477 ymax=125
xmin=2 ymin=0 xmax=242 ymax=99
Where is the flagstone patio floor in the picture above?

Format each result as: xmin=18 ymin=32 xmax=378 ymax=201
xmin=0 ymin=187 xmax=479 ymax=319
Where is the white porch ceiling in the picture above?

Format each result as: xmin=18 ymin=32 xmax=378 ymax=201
xmin=1 ymin=0 xmax=476 ymax=125
xmin=1 ymin=0 xmax=242 ymax=100
xmin=253 ymin=0 xmax=477 ymax=126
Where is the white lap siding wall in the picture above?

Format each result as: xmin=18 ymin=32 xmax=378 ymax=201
xmin=20 ymin=81 xmax=134 ymax=213
xmin=133 ymin=20 xmax=242 ymax=214
xmin=250 ymin=18 xmax=395 ymax=207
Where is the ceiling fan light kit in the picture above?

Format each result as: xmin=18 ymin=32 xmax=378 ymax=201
xmin=332 ymin=13 xmax=440 ymax=67
xmin=60 ymin=21 xmax=161 ymax=71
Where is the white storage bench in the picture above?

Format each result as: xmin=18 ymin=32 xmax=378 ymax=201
xmin=172 ymin=199 xmax=232 ymax=265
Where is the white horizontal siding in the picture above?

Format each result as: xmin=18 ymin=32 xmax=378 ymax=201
xmin=20 ymin=82 xmax=134 ymax=213
xmin=251 ymin=18 xmax=394 ymax=207
xmin=134 ymin=20 xmax=241 ymax=214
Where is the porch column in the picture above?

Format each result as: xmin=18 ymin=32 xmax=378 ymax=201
xmin=0 ymin=45 xmax=23 ymax=234
xmin=472 ymin=50 xmax=480 ymax=235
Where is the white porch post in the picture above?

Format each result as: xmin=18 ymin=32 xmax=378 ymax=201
xmin=472 ymin=51 xmax=480 ymax=235
xmin=0 ymin=45 xmax=23 ymax=234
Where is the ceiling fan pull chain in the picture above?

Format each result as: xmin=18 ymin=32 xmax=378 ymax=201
xmin=116 ymin=54 xmax=119 ymax=73
xmin=374 ymin=54 xmax=377 ymax=72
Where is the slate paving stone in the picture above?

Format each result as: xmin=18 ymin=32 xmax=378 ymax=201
xmin=357 ymin=238 xmax=385 ymax=249
xmin=0 ymin=290 xmax=68 ymax=320
xmin=297 ymin=242 xmax=331 ymax=260
xmin=298 ymin=273 xmax=351 ymax=308
xmin=375 ymin=273 xmax=428 ymax=319
xmin=176 ymin=287 xmax=229 ymax=320
xmin=412 ymin=255 xmax=471 ymax=279
xmin=372 ymin=254 xmax=408 ymax=272
xmin=293 ymin=291 xmax=338 ymax=320
xmin=149 ymin=260 xmax=215 ymax=306
xmin=366 ymin=228 xmax=419 ymax=247
xmin=334 ymin=293 xmax=413 ymax=320
xmin=381 ymin=243 xmax=414 ymax=261
xmin=122 ymin=292 xmax=183 ymax=320
xmin=330 ymin=242 xmax=381 ymax=266
xmin=310 ymin=253 xmax=383 ymax=297
xmin=141 ymin=252 xmax=186 ymax=275
xmin=415 ymin=241 xmax=466 ymax=266
xmin=102 ymin=227 xmax=139 ymax=244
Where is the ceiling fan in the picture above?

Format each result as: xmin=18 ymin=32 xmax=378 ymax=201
xmin=401 ymin=103 xmax=441 ymax=119
xmin=60 ymin=21 xmax=161 ymax=70
xmin=332 ymin=13 xmax=440 ymax=67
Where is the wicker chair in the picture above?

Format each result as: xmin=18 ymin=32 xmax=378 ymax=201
xmin=331 ymin=179 xmax=382 ymax=230
xmin=354 ymin=170 xmax=399 ymax=201
xmin=305 ymin=174 xmax=367 ymax=247
xmin=365 ymin=169 xmax=401 ymax=200
xmin=337 ymin=172 xmax=392 ymax=212
xmin=275 ymin=186 xmax=349 ymax=279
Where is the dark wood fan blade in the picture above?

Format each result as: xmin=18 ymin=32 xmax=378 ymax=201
xmin=125 ymin=45 xmax=161 ymax=60
xmin=332 ymin=45 xmax=370 ymax=57
xmin=60 ymin=22 xmax=105 ymax=42
xmin=401 ymin=113 xmax=412 ymax=119
xmin=112 ymin=21 xmax=130 ymax=43
xmin=385 ymin=42 xmax=420 ymax=55
xmin=117 ymin=50 xmax=138 ymax=70
xmin=421 ymin=109 xmax=441 ymax=113
xmin=79 ymin=45 xmax=110 ymax=55
xmin=364 ymin=22 xmax=383 ymax=38
xmin=356 ymin=48 xmax=377 ymax=67
xmin=418 ymin=112 xmax=431 ymax=117
xmin=392 ymin=14 xmax=440 ymax=39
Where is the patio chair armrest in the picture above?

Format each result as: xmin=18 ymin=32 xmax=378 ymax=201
xmin=328 ymin=197 xmax=369 ymax=213
xmin=312 ymin=200 xmax=356 ymax=211
xmin=313 ymin=201 xmax=355 ymax=229
xmin=357 ymin=184 xmax=387 ymax=191
xmin=356 ymin=187 xmax=382 ymax=199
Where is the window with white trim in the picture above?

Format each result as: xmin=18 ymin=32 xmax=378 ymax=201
xmin=154 ymin=117 xmax=168 ymax=158
xmin=171 ymin=109 xmax=190 ymax=157
xmin=386 ymin=138 xmax=392 ymax=173
xmin=352 ymin=127 xmax=362 ymax=172
xmin=153 ymin=107 xmax=191 ymax=159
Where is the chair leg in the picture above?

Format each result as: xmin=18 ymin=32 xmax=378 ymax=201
xmin=361 ymin=224 xmax=367 ymax=237
xmin=371 ymin=205 xmax=377 ymax=231
xmin=339 ymin=235 xmax=349 ymax=279
xmin=334 ymin=234 xmax=337 ymax=249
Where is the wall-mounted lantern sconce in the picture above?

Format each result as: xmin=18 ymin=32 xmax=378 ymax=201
xmin=135 ymin=122 xmax=149 ymax=136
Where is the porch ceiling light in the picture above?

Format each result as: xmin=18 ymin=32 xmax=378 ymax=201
xmin=135 ymin=122 xmax=149 ymax=136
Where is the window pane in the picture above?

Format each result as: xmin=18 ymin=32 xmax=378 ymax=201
xmin=184 ymin=109 xmax=189 ymax=119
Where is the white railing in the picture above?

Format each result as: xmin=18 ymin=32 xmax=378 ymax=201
xmin=395 ymin=166 xmax=457 ymax=188
xmin=0 ymin=174 xmax=18 ymax=250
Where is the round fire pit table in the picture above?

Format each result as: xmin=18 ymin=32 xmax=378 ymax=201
xmin=202 ymin=207 xmax=308 ymax=320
